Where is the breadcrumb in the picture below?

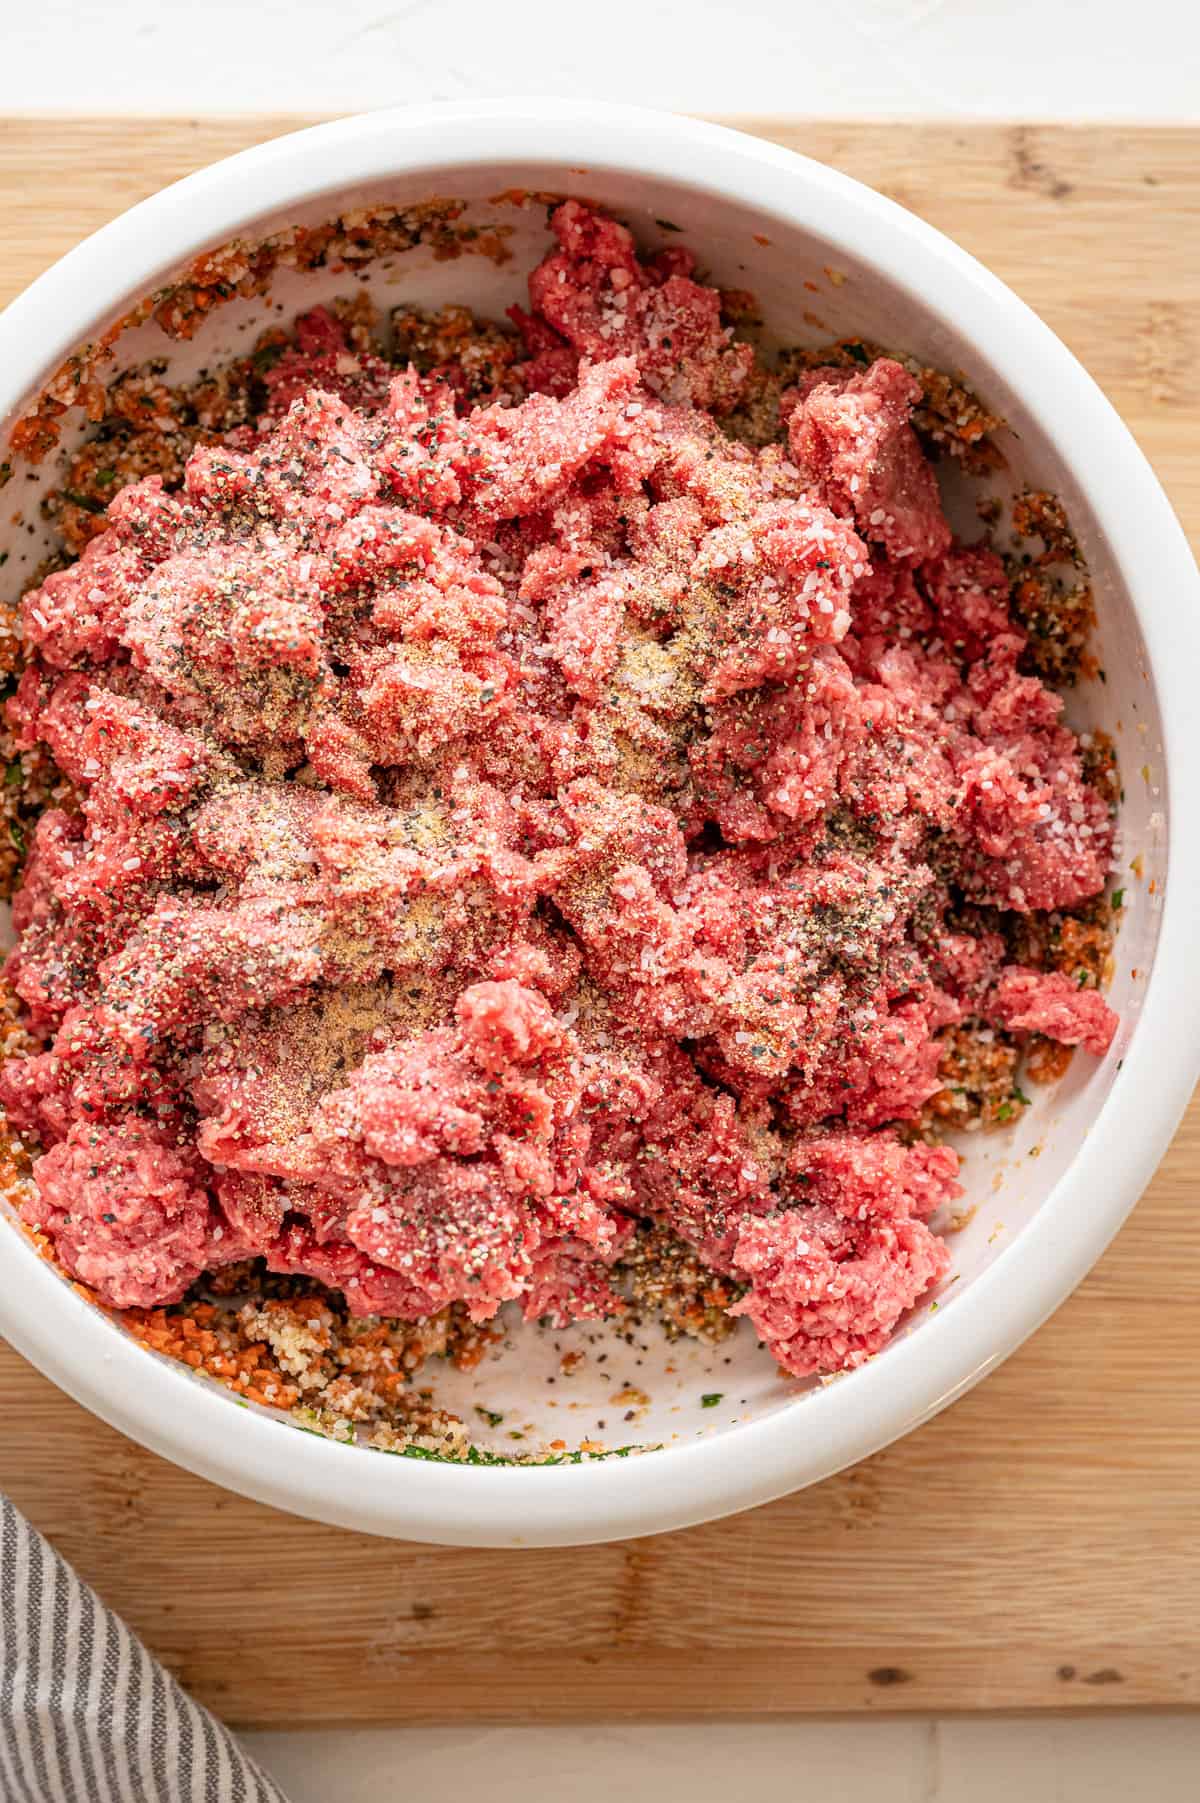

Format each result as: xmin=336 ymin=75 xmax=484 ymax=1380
xmin=927 ymin=1021 xmax=1028 ymax=1132
xmin=622 ymin=1223 xmax=744 ymax=1343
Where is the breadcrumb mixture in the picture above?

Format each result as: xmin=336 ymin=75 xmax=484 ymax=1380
xmin=0 ymin=200 xmax=1122 ymax=1452
xmin=126 ymin=1281 xmax=486 ymax=1458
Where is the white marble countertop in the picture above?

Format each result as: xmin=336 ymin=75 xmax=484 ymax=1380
xmin=5 ymin=0 xmax=1199 ymax=119
xmin=4 ymin=3 xmax=1198 ymax=1795
xmin=245 ymin=1716 xmax=1200 ymax=1803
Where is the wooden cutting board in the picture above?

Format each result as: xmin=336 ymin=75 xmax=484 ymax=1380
xmin=1 ymin=118 xmax=1198 ymax=1726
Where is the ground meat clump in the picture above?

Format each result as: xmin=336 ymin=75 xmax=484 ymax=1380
xmin=986 ymin=966 xmax=1116 ymax=1059
xmin=0 ymin=203 xmax=1119 ymax=1380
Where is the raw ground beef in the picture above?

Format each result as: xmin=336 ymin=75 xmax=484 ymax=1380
xmin=0 ymin=201 xmax=1118 ymax=1381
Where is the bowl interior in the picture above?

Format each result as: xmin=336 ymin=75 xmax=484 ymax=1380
xmin=0 ymin=157 xmax=1164 ymax=1462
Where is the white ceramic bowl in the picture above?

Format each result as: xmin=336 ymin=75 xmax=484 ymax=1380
xmin=1 ymin=103 xmax=1197 ymax=1547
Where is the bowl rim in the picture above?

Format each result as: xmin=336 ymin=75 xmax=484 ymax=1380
xmin=1 ymin=100 xmax=1197 ymax=1548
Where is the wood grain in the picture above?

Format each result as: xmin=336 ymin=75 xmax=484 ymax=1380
xmin=1 ymin=118 xmax=1198 ymax=1726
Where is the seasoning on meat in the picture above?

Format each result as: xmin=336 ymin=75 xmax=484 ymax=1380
xmin=0 ymin=203 xmax=1120 ymax=1384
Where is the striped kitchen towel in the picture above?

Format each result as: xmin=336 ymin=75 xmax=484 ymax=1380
xmin=0 ymin=1496 xmax=290 ymax=1803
